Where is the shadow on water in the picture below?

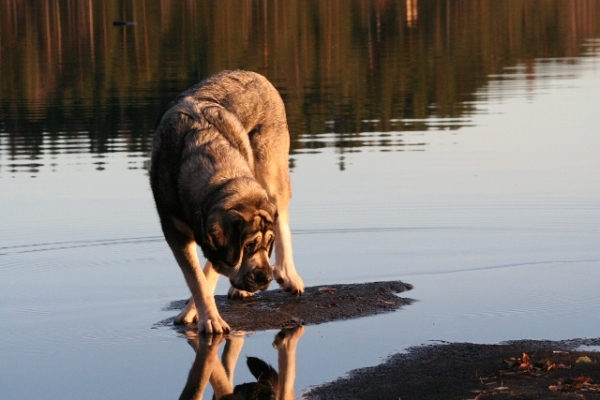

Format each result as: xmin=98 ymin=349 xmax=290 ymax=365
xmin=2 ymin=0 xmax=600 ymax=175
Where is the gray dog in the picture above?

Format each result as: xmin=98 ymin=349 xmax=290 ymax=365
xmin=150 ymin=71 xmax=304 ymax=333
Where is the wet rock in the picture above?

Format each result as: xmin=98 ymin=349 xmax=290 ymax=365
xmin=159 ymin=280 xmax=414 ymax=332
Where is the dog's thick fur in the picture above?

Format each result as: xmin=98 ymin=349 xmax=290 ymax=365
xmin=150 ymin=70 xmax=304 ymax=333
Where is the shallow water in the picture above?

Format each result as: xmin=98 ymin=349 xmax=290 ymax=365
xmin=1 ymin=1 xmax=600 ymax=399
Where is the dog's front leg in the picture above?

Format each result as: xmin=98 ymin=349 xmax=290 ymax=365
xmin=166 ymin=231 xmax=230 ymax=334
xmin=273 ymin=207 xmax=305 ymax=295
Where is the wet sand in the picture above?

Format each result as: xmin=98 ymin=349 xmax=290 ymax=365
xmin=305 ymin=338 xmax=600 ymax=399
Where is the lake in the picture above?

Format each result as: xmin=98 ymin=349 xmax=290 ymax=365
xmin=1 ymin=1 xmax=600 ymax=398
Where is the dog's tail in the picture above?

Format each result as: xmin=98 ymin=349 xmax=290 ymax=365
xmin=201 ymin=105 xmax=254 ymax=172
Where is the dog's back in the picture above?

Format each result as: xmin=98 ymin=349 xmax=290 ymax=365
xmin=150 ymin=70 xmax=291 ymax=223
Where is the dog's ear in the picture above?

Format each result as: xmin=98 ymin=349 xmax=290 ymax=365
xmin=246 ymin=356 xmax=279 ymax=391
xmin=257 ymin=199 xmax=277 ymax=228
xmin=267 ymin=237 xmax=275 ymax=259
xmin=257 ymin=201 xmax=277 ymax=258
xmin=261 ymin=199 xmax=277 ymax=223
xmin=204 ymin=209 xmax=243 ymax=268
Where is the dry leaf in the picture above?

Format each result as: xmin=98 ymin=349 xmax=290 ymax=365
xmin=566 ymin=376 xmax=593 ymax=384
xmin=519 ymin=353 xmax=532 ymax=370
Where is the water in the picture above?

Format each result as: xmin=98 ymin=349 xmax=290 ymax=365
xmin=1 ymin=1 xmax=600 ymax=398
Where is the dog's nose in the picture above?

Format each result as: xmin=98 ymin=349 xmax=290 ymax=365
xmin=253 ymin=270 xmax=272 ymax=287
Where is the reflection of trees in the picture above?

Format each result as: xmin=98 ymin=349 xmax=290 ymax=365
xmin=1 ymin=0 xmax=599 ymax=162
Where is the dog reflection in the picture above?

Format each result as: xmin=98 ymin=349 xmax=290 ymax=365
xmin=180 ymin=326 xmax=304 ymax=400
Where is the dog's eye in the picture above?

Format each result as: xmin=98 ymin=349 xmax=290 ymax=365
xmin=245 ymin=239 xmax=257 ymax=252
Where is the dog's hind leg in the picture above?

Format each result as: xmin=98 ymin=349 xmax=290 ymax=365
xmin=175 ymin=297 xmax=197 ymax=325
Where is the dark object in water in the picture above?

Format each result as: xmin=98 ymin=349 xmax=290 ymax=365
xmin=112 ymin=21 xmax=137 ymax=26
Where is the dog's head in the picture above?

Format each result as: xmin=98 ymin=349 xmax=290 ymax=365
xmin=200 ymin=197 xmax=276 ymax=293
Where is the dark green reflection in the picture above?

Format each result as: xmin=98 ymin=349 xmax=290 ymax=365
xmin=1 ymin=0 xmax=599 ymax=174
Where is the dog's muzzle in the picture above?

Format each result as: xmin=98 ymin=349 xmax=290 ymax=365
xmin=235 ymin=269 xmax=273 ymax=293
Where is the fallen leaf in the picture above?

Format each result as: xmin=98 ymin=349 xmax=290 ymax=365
xmin=519 ymin=353 xmax=532 ymax=369
xmin=576 ymin=356 xmax=592 ymax=364
xmin=566 ymin=376 xmax=593 ymax=384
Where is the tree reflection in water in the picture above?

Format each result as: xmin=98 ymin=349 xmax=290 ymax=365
xmin=2 ymin=0 xmax=600 ymax=175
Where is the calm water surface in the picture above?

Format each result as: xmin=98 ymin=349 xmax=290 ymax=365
xmin=1 ymin=1 xmax=600 ymax=399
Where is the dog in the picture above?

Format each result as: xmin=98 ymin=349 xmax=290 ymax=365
xmin=150 ymin=70 xmax=304 ymax=333
xmin=179 ymin=327 xmax=305 ymax=400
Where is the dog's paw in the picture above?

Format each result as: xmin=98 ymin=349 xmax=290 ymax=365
xmin=197 ymin=305 xmax=231 ymax=334
xmin=178 ymin=297 xmax=230 ymax=334
xmin=273 ymin=268 xmax=305 ymax=296
xmin=174 ymin=297 xmax=198 ymax=325
xmin=227 ymin=286 xmax=255 ymax=299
